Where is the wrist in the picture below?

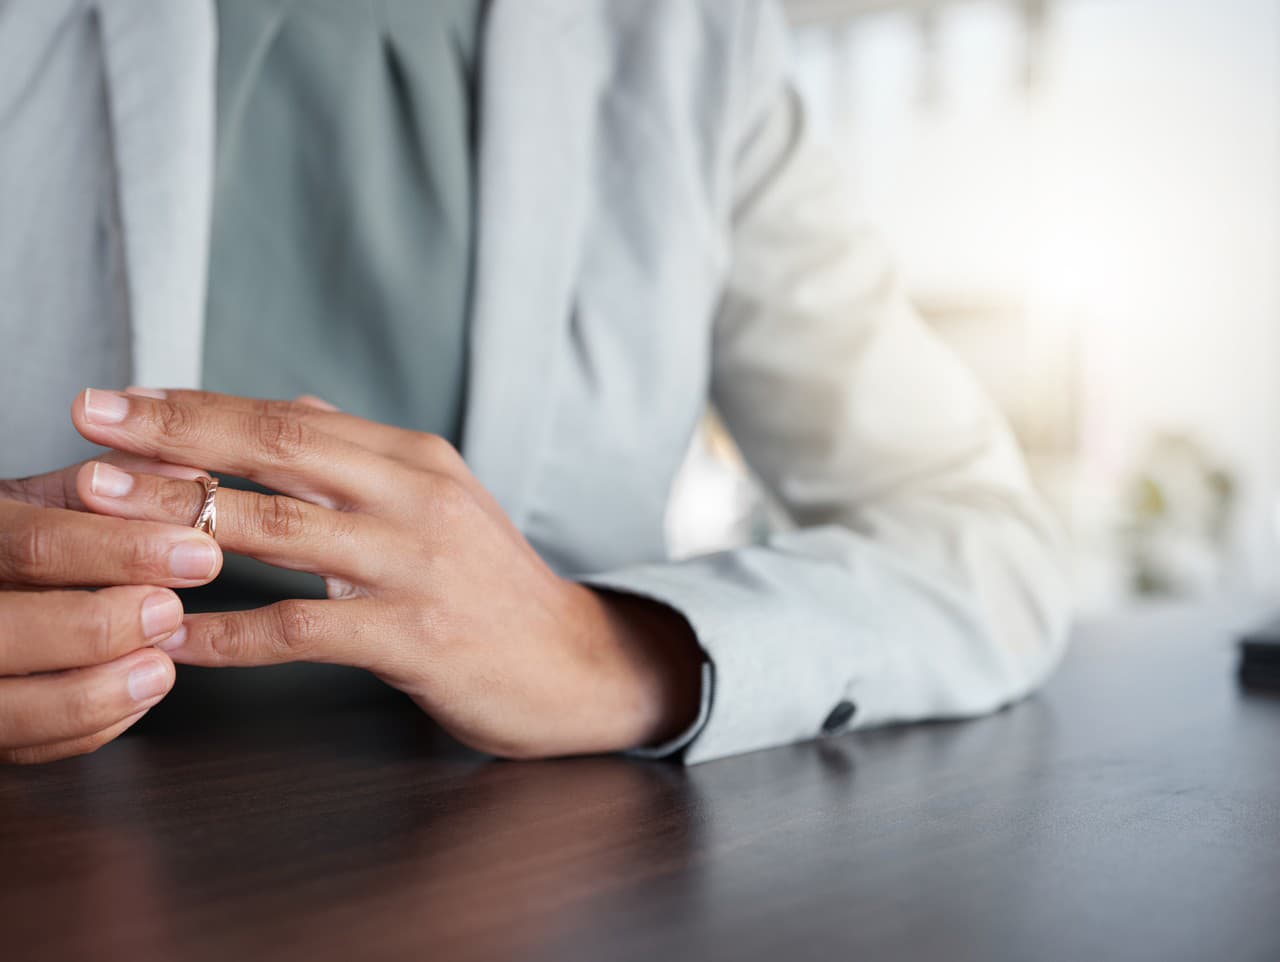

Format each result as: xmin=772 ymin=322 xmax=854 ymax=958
xmin=568 ymin=583 xmax=704 ymax=752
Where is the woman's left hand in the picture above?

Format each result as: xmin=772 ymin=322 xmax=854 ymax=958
xmin=71 ymin=388 xmax=702 ymax=758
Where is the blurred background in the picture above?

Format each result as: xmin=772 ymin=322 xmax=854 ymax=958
xmin=669 ymin=0 xmax=1280 ymax=614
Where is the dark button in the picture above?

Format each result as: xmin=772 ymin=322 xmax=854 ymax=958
xmin=821 ymin=699 xmax=857 ymax=734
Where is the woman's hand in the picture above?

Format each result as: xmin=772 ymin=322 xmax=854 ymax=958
xmin=0 ymin=455 xmax=222 ymax=763
xmin=72 ymin=389 xmax=702 ymax=758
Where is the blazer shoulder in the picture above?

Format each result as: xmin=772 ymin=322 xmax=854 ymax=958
xmin=586 ymin=0 xmax=788 ymax=140
xmin=590 ymin=0 xmax=779 ymax=66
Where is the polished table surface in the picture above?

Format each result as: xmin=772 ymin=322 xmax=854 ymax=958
xmin=2 ymin=601 xmax=1278 ymax=962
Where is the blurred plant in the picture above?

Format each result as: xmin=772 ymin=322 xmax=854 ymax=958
xmin=1124 ymin=433 xmax=1235 ymax=596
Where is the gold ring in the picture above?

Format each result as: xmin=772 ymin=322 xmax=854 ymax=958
xmin=194 ymin=475 xmax=219 ymax=538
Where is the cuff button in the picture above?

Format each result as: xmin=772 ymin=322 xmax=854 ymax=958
xmin=821 ymin=699 xmax=857 ymax=735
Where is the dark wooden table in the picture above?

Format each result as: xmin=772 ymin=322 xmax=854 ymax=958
xmin=3 ymin=601 xmax=1278 ymax=962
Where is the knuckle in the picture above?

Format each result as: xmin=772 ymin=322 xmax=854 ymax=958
xmin=122 ymin=535 xmax=163 ymax=580
xmin=1 ymin=744 xmax=54 ymax=765
xmin=254 ymin=415 xmax=308 ymax=462
xmin=82 ymin=594 xmax=120 ymax=663
xmin=205 ymin=614 xmax=250 ymax=662
xmin=417 ymin=432 xmax=454 ymax=458
xmin=6 ymin=521 xmax=57 ymax=581
xmin=427 ymin=473 xmax=472 ymax=516
xmin=417 ymin=433 xmax=462 ymax=469
xmin=160 ymin=479 xmax=201 ymax=521
xmin=1 ymin=476 xmax=45 ymax=506
xmin=3 ymin=733 xmax=106 ymax=765
xmin=256 ymin=495 xmax=306 ymax=541
xmin=272 ymin=600 xmax=320 ymax=657
xmin=64 ymin=682 xmax=110 ymax=735
xmin=155 ymin=400 xmax=195 ymax=441
xmin=253 ymin=398 xmax=299 ymax=421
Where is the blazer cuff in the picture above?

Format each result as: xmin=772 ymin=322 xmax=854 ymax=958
xmin=574 ymin=571 xmax=715 ymax=760
xmin=625 ymin=660 xmax=714 ymax=760
xmin=579 ymin=550 xmax=865 ymax=765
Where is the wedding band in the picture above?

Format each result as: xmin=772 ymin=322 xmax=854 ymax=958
xmin=194 ymin=475 xmax=219 ymax=538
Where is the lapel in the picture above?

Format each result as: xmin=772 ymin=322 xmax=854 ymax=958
xmin=101 ymin=0 xmax=596 ymax=528
xmin=460 ymin=0 xmax=602 ymax=528
xmin=98 ymin=0 xmax=215 ymax=389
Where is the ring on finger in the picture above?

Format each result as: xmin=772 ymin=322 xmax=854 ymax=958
xmin=193 ymin=475 xmax=219 ymax=539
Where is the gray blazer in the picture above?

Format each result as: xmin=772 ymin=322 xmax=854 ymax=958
xmin=0 ymin=0 xmax=1070 ymax=763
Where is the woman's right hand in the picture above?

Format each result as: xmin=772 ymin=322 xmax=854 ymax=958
xmin=0 ymin=456 xmax=223 ymax=763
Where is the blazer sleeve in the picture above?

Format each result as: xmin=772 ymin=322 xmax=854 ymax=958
xmin=581 ymin=0 xmax=1072 ymax=765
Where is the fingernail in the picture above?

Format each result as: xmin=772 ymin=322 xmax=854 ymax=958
xmin=168 ymin=540 xmax=218 ymax=580
xmin=155 ymin=624 xmax=187 ymax=652
xmin=83 ymin=388 xmax=130 ymax=425
xmin=90 ymin=461 xmax=134 ymax=498
xmin=125 ymin=386 xmax=167 ymax=399
xmin=140 ymin=592 xmax=183 ymax=639
xmin=295 ymin=394 xmax=339 ymax=411
xmin=127 ymin=660 xmax=171 ymax=702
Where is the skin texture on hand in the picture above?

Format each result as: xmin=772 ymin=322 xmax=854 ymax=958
xmin=0 ymin=454 xmax=221 ymax=764
xmin=74 ymin=388 xmax=704 ymax=758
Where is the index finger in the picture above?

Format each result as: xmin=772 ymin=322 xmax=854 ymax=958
xmin=72 ymin=389 xmax=385 ymax=510
xmin=127 ymin=389 xmax=468 ymax=478
xmin=0 ymin=500 xmax=221 ymax=588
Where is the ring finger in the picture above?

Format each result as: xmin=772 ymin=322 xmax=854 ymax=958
xmin=76 ymin=462 xmax=387 ymax=584
xmin=72 ymin=389 xmax=391 ymax=511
